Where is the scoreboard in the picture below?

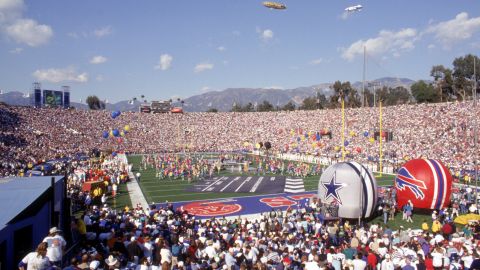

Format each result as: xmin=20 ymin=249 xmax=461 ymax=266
xmin=43 ymin=90 xmax=63 ymax=107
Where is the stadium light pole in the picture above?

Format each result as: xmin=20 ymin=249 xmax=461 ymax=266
xmin=362 ymin=46 xmax=366 ymax=107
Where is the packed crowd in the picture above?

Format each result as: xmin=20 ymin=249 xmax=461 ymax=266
xmin=22 ymin=176 xmax=480 ymax=270
xmin=1 ymin=101 xmax=478 ymax=179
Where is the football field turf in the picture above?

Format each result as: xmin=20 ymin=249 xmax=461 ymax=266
xmin=127 ymin=155 xmax=396 ymax=204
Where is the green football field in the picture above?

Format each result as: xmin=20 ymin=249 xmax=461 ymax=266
xmin=121 ymin=154 xmax=433 ymax=229
xmin=127 ymin=154 xmax=395 ymax=204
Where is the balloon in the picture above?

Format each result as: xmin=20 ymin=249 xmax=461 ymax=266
xmin=255 ymin=143 xmax=261 ymax=149
xmin=124 ymin=125 xmax=130 ymax=132
xmin=120 ymin=131 xmax=125 ymax=137
xmin=344 ymin=141 xmax=349 ymax=147
xmin=112 ymin=151 xmax=117 ymax=157
xmin=102 ymin=131 xmax=109 ymax=139
xmin=395 ymin=159 xmax=452 ymax=210
xmin=349 ymin=131 xmax=356 ymax=137
xmin=356 ymin=147 xmax=362 ymax=153
xmin=117 ymin=138 xmax=123 ymax=143
xmin=364 ymin=131 xmax=369 ymax=137
xmin=318 ymin=162 xmax=378 ymax=218
xmin=109 ymin=130 xmax=114 ymax=137
xmin=334 ymin=146 xmax=340 ymax=151
xmin=111 ymin=111 xmax=117 ymax=119
xmin=112 ymin=129 xmax=120 ymax=137
xmin=369 ymin=137 xmax=375 ymax=143
xmin=297 ymin=137 xmax=301 ymax=142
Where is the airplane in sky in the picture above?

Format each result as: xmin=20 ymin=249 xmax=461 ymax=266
xmin=344 ymin=4 xmax=363 ymax=12
xmin=263 ymin=1 xmax=287 ymax=10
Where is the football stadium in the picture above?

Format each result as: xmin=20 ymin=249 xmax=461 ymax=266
xmin=1 ymin=1 xmax=480 ymax=269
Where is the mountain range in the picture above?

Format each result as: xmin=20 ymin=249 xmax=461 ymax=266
xmin=0 ymin=77 xmax=416 ymax=112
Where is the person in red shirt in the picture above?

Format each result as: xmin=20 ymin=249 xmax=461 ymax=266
xmin=367 ymin=250 xmax=378 ymax=270
xmin=424 ymin=254 xmax=434 ymax=270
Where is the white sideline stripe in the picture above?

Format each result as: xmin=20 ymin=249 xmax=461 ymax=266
xmin=285 ymin=184 xmax=305 ymax=189
xmin=235 ymin=177 xmax=252 ymax=192
xmin=220 ymin=177 xmax=241 ymax=192
xmin=202 ymin=177 xmax=225 ymax=192
xmin=285 ymin=188 xmax=305 ymax=193
xmin=250 ymin=177 xmax=264 ymax=192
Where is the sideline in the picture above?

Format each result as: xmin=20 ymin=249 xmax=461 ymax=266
xmin=120 ymin=154 xmax=149 ymax=209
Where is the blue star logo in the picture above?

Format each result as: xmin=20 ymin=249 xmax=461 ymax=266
xmin=321 ymin=172 xmax=344 ymax=204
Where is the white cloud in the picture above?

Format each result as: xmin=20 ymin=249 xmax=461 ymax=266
xmin=194 ymin=62 xmax=214 ymax=73
xmin=427 ymin=44 xmax=436 ymax=49
xmin=0 ymin=0 xmax=24 ymax=23
xmin=96 ymin=75 xmax=104 ymax=82
xmin=426 ymin=12 xmax=480 ymax=48
xmin=154 ymin=54 xmax=173 ymax=70
xmin=9 ymin=47 xmax=22 ymax=54
xmin=341 ymin=28 xmax=417 ymax=61
xmin=0 ymin=1 xmax=53 ymax=47
xmin=5 ymin=18 xmax=53 ymax=47
xmin=261 ymin=29 xmax=274 ymax=41
xmin=217 ymin=46 xmax=226 ymax=52
xmin=310 ymin=58 xmax=323 ymax=65
xmin=90 ymin=55 xmax=107 ymax=64
xmin=93 ymin=26 xmax=112 ymax=37
xmin=33 ymin=67 xmax=88 ymax=83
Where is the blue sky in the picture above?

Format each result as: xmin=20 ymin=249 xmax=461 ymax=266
xmin=0 ymin=0 xmax=479 ymax=102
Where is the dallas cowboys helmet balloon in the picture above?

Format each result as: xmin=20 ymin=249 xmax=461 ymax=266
xmin=318 ymin=162 xmax=378 ymax=219
xmin=395 ymin=159 xmax=452 ymax=210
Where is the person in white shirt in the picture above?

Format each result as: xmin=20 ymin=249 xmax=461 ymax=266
xmin=42 ymin=227 xmax=67 ymax=265
xmin=352 ymin=254 xmax=367 ymax=270
xmin=20 ymin=242 xmax=51 ymax=270
xmin=380 ymin=254 xmax=395 ymax=270
xmin=160 ymin=243 xmax=172 ymax=264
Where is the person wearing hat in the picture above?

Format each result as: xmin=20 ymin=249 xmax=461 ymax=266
xmin=42 ymin=227 xmax=67 ymax=266
xmin=105 ymin=255 xmax=119 ymax=269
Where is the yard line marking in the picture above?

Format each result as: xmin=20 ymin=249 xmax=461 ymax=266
xmin=201 ymin=177 xmax=225 ymax=192
xmin=220 ymin=177 xmax=241 ymax=192
xmin=250 ymin=177 xmax=264 ymax=193
xmin=235 ymin=177 xmax=252 ymax=192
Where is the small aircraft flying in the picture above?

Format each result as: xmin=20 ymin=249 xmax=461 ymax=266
xmin=345 ymin=4 xmax=363 ymax=12
xmin=263 ymin=1 xmax=286 ymax=10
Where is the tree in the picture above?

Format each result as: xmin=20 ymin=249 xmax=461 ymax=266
xmin=231 ymin=102 xmax=242 ymax=112
xmin=386 ymin=86 xmax=411 ymax=105
xmin=411 ymin=80 xmax=438 ymax=103
xmin=300 ymin=97 xmax=318 ymax=110
xmin=242 ymin=102 xmax=254 ymax=112
xmin=256 ymin=100 xmax=274 ymax=112
xmin=430 ymin=65 xmax=454 ymax=101
xmin=206 ymin=108 xmax=218 ymax=112
xmin=452 ymin=54 xmax=480 ymax=100
xmin=329 ymin=81 xmax=360 ymax=108
xmin=85 ymin=95 xmax=105 ymax=110
xmin=281 ymin=101 xmax=296 ymax=111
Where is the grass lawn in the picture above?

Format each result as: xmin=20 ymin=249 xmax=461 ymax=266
xmin=107 ymin=179 xmax=132 ymax=210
